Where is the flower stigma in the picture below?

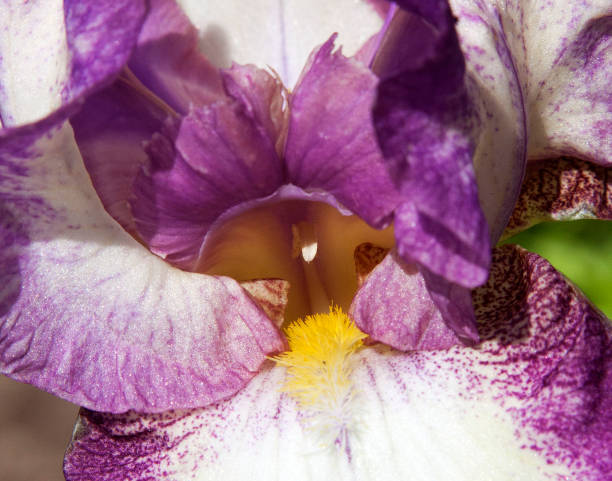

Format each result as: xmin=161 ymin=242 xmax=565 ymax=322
xmin=273 ymin=306 xmax=368 ymax=451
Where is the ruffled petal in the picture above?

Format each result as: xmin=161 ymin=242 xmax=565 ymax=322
xmin=175 ymin=0 xmax=385 ymax=87
xmin=372 ymin=1 xmax=491 ymax=287
xmin=285 ymin=36 xmax=400 ymax=229
xmin=128 ymin=0 xmax=224 ymax=114
xmin=503 ymin=157 xmax=612 ymax=239
xmin=70 ymin=75 xmax=171 ymax=237
xmin=350 ymin=250 xmax=459 ymax=350
xmin=64 ymin=246 xmax=612 ymax=480
xmin=0 ymin=0 xmax=146 ymax=126
xmin=131 ymin=67 xmax=286 ymax=268
xmin=0 ymin=122 xmax=284 ymax=413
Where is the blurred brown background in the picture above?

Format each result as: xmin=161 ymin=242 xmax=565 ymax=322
xmin=0 ymin=375 xmax=78 ymax=481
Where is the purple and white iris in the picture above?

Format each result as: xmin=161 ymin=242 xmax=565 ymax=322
xmin=0 ymin=0 xmax=610 ymax=480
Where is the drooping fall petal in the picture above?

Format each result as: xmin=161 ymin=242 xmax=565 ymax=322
xmin=64 ymin=245 xmax=612 ymax=481
xmin=0 ymin=122 xmax=284 ymax=413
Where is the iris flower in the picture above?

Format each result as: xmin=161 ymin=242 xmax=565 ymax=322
xmin=0 ymin=0 xmax=610 ymax=479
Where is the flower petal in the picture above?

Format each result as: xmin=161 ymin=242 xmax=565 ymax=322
xmin=64 ymin=245 xmax=612 ymax=480
xmin=175 ymin=0 xmax=385 ymax=87
xmin=0 ymin=0 xmax=146 ymax=127
xmin=512 ymin=1 xmax=611 ymax=164
xmin=0 ymin=122 xmax=284 ymax=413
xmin=448 ymin=0 xmax=528 ymax=242
xmin=70 ymin=75 xmax=171 ymax=237
xmin=285 ymin=36 xmax=400 ymax=229
xmin=130 ymin=67 xmax=286 ymax=268
xmin=372 ymin=1 xmax=491 ymax=287
xmin=128 ymin=0 xmax=224 ymax=115
xmin=350 ymin=250 xmax=460 ymax=351
xmin=504 ymin=156 xmax=612 ymax=239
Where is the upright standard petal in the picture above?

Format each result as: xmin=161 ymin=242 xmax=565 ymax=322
xmin=0 ymin=122 xmax=284 ymax=413
xmin=64 ymin=246 xmax=612 ymax=481
xmin=175 ymin=0 xmax=385 ymax=87
xmin=372 ymin=1 xmax=491 ymax=288
xmin=285 ymin=36 xmax=400 ymax=229
xmin=0 ymin=0 xmax=146 ymax=126
xmin=128 ymin=0 xmax=224 ymax=114
xmin=70 ymin=75 xmax=172 ymax=237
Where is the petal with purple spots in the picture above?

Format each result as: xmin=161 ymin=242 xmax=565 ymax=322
xmin=504 ymin=156 xmax=612 ymax=239
xmin=64 ymin=248 xmax=612 ymax=480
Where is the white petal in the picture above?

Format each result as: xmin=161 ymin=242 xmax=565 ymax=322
xmin=175 ymin=0 xmax=384 ymax=87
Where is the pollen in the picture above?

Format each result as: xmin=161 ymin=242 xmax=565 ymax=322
xmin=273 ymin=306 xmax=367 ymax=449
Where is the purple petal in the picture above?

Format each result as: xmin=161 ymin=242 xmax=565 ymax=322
xmin=64 ymin=247 xmax=612 ymax=480
xmin=505 ymin=156 xmax=612 ymax=239
xmin=285 ymin=36 xmax=400 ymax=229
xmin=350 ymin=250 xmax=460 ymax=351
xmin=372 ymin=1 xmax=491 ymax=288
xmin=128 ymin=0 xmax=224 ymax=114
xmin=130 ymin=67 xmax=286 ymax=268
xmin=70 ymin=75 xmax=172 ymax=237
xmin=0 ymin=122 xmax=284 ymax=413
xmin=0 ymin=0 xmax=146 ymax=127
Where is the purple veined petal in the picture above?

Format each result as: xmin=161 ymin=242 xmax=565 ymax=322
xmin=285 ymin=36 xmax=400 ymax=230
xmin=0 ymin=0 xmax=146 ymax=127
xmin=64 ymin=247 xmax=612 ymax=480
xmin=475 ymin=0 xmax=611 ymax=166
xmin=448 ymin=0 xmax=528 ymax=242
xmin=128 ymin=0 xmax=224 ymax=115
xmin=70 ymin=73 xmax=172 ymax=238
xmin=0 ymin=121 xmax=284 ymax=413
xmin=175 ymin=0 xmax=385 ymax=87
xmin=130 ymin=66 xmax=286 ymax=269
xmin=504 ymin=157 xmax=612 ymax=239
xmin=350 ymin=250 xmax=460 ymax=350
xmin=372 ymin=1 xmax=491 ymax=287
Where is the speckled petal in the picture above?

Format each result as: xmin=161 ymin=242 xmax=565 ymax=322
xmin=510 ymin=0 xmax=610 ymax=165
xmin=349 ymin=250 xmax=459 ymax=350
xmin=0 ymin=122 xmax=284 ymax=413
xmin=447 ymin=0 xmax=528 ymax=242
xmin=63 ymin=247 xmax=612 ymax=480
xmin=503 ymin=156 xmax=612 ymax=239
xmin=130 ymin=67 xmax=286 ymax=269
xmin=450 ymin=0 xmax=611 ymax=239
xmin=175 ymin=0 xmax=385 ymax=87
xmin=285 ymin=36 xmax=400 ymax=229
xmin=128 ymin=0 xmax=224 ymax=115
xmin=0 ymin=0 xmax=146 ymax=127
xmin=372 ymin=0 xmax=491 ymax=287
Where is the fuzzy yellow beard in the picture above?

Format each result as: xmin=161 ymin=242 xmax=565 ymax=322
xmin=273 ymin=306 xmax=367 ymax=451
